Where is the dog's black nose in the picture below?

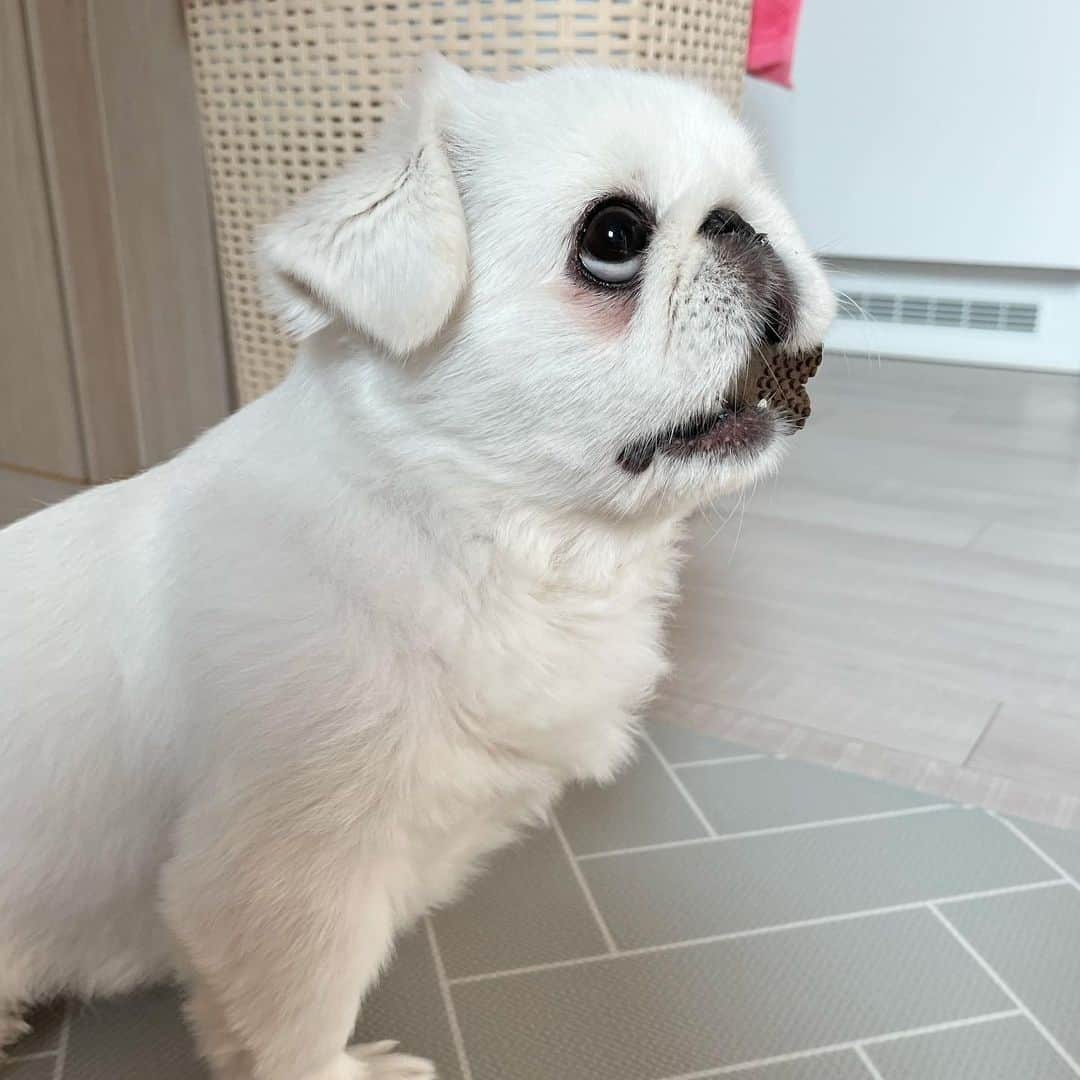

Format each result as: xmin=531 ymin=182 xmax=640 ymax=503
xmin=700 ymin=207 xmax=762 ymax=245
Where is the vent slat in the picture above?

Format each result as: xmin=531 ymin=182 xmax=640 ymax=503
xmin=836 ymin=290 xmax=1038 ymax=334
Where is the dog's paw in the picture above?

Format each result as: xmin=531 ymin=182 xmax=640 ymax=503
xmin=348 ymin=1040 xmax=437 ymax=1078
xmin=0 ymin=1010 xmax=31 ymax=1056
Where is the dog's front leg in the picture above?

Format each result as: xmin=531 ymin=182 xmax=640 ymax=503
xmin=162 ymin=797 xmax=434 ymax=1080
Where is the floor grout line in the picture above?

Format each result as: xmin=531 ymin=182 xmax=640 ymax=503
xmin=423 ymin=916 xmax=474 ymax=1080
xmin=50 ymin=1001 xmax=71 ymax=1080
xmin=551 ymin=813 xmax=618 ymax=954
xmin=854 ymin=1045 xmax=887 ymax=1080
xmin=962 ymin=517 xmax=996 ymax=551
xmin=672 ymin=754 xmax=767 ymax=769
xmin=929 ymin=904 xmax=1080 ymax=1077
xmin=930 ymin=878 xmax=1068 ymax=906
xmin=652 ymin=1009 xmax=1023 ymax=1079
xmin=960 ymin=701 xmax=1002 ymax=769
xmin=575 ymin=802 xmax=958 ymax=861
xmin=447 ymin=879 xmax=1067 ymax=985
xmin=641 ymin=731 xmax=718 ymax=838
xmin=3 ymin=1049 xmax=59 ymax=1064
xmin=858 ymin=1009 xmax=1023 ymax=1047
xmin=990 ymin=811 xmax=1080 ymax=891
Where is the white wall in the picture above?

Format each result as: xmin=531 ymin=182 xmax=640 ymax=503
xmin=743 ymin=0 xmax=1080 ymax=270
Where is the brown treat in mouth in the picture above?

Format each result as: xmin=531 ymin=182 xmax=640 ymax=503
xmin=737 ymin=345 xmax=823 ymax=430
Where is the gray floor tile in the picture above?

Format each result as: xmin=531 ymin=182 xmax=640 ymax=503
xmin=940 ymin=885 xmax=1080 ymax=1064
xmin=354 ymin=924 xmax=462 ymax=1080
xmin=679 ymin=757 xmax=941 ymax=835
xmin=865 ymin=1016 xmax=1075 ymax=1080
xmin=5 ymin=1000 xmax=65 ymax=1058
xmin=557 ymin=743 xmax=708 ymax=856
xmin=646 ymin=720 xmax=754 ymax=764
xmin=450 ymin=910 xmax=1008 ymax=1080
xmin=431 ymin=827 xmax=608 ymax=978
xmin=582 ymin=809 xmax=1053 ymax=948
xmin=720 ymin=1052 xmax=870 ymax=1078
xmin=1009 ymin=817 xmax=1080 ymax=880
xmin=0 ymin=1057 xmax=56 ymax=1079
xmin=65 ymin=986 xmax=207 ymax=1080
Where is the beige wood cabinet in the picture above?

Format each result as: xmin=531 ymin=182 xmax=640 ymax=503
xmin=0 ymin=0 xmax=231 ymax=526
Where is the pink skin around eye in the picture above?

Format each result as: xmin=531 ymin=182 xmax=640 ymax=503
xmin=556 ymin=280 xmax=637 ymax=340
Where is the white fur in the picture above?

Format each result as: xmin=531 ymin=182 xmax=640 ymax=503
xmin=0 ymin=58 xmax=833 ymax=1079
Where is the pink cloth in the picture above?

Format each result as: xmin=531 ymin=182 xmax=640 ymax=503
xmin=746 ymin=0 xmax=805 ymax=89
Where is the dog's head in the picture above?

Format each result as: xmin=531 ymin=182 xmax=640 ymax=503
xmin=261 ymin=57 xmax=835 ymax=518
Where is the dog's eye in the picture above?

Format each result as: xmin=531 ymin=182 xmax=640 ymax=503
xmin=579 ymin=201 xmax=651 ymax=286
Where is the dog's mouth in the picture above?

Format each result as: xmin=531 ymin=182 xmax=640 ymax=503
xmin=616 ymin=345 xmax=825 ymax=476
xmin=616 ymin=400 xmax=777 ymax=475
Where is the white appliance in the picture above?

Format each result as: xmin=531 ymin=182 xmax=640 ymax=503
xmin=743 ymin=0 xmax=1080 ymax=372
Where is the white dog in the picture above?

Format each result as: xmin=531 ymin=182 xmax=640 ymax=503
xmin=0 ymin=57 xmax=833 ymax=1079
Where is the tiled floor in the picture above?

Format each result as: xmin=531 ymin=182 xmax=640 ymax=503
xmin=6 ymin=721 xmax=1080 ymax=1079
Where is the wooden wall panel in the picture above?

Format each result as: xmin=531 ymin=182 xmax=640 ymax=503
xmin=0 ymin=0 xmax=85 ymax=480
xmin=6 ymin=0 xmax=232 ymax=498
xmin=0 ymin=465 xmax=84 ymax=529
xmin=24 ymin=0 xmax=140 ymax=482
xmin=89 ymin=0 xmax=231 ymax=466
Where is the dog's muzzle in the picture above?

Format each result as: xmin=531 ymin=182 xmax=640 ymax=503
xmin=700 ymin=207 xmax=797 ymax=348
xmin=699 ymin=206 xmax=823 ymax=428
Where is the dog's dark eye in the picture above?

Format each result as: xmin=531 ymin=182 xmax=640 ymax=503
xmin=579 ymin=201 xmax=651 ymax=286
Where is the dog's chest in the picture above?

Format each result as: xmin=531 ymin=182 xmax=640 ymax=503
xmin=445 ymin=538 xmax=678 ymax=783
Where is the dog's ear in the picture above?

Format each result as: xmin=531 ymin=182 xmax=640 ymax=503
xmin=258 ymin=55 xmax=471 ymax=354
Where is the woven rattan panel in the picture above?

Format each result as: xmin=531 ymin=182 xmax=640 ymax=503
xmin=184 ymin=0 xmax=752 ymax=402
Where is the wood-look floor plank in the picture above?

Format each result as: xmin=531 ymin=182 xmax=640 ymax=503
xmin=968 ymin=703 xmax=1080 ymax=797
xmin=667 ymin=633 xmax=996 ymax=763
xmin=971 ymin=521 xmax=1080 ymax=571
xmin=666 ymin=354 xmax=1080 ymax=821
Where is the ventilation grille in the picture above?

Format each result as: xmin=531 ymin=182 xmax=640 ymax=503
xmin=837 ymin=291 xmax=1039 ymax=334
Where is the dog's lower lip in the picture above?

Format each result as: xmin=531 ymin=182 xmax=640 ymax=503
xmin=662 ymin=405 xmax=773 ymax=460
xmin=617 ymin=404 xmax=774 ymax=474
